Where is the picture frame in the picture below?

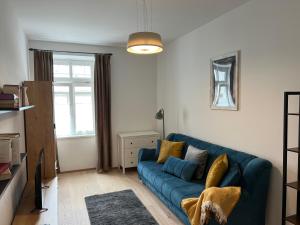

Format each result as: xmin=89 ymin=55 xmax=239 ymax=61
xmin=210 ymin=51 xmax=240 ymax=111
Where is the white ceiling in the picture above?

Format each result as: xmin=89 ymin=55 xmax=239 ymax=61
xmin=10 ymin=0 xmax=251 ymax=47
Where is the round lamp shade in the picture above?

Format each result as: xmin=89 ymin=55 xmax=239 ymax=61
xmin=127 ymin=32 xmax=163 ymax=54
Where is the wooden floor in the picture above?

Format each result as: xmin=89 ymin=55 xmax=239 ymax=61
xmin=13 ymin=178 xmax=58 ymax=225
xmin=58 ymin=169 xmax=183 ymax=225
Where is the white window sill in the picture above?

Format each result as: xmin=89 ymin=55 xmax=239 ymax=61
xmin=57 ymin=134 xmax=96 ymax=140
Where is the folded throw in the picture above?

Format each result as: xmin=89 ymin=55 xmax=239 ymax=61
xmin=181 ymin=187 xmax=241 ymax=225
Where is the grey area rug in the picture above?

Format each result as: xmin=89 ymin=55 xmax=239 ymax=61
xmin=85 ymin=189 xmax=159 ymax=225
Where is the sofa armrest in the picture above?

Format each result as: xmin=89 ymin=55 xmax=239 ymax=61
xmin=243 ymin=158 xmax=272 ymax=194
xmin=138 ymin=148 xmax=156 ymax=162
xmin=238 ymin=158 xmax=272 ymax=225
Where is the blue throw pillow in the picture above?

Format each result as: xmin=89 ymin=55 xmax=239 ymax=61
xmin=155 ymin=139 xmax=162 ymax=159
xmin=162 ymin=156 xmax=198 ymax=181
xmin=220 ymin=162 xmax=241 ymax=187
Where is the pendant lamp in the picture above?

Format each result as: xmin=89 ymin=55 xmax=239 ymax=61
xmin=127 ymin=0 xmax=163 ymax=54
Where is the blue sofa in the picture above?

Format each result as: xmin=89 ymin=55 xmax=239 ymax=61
xmin=137 ymin=133 xmax=272 ymax=225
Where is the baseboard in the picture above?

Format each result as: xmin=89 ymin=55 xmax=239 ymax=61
xmin=59 ymin=168 xmax=96 ymax=174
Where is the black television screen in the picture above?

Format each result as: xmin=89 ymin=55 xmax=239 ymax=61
xmin=35 ymin=149 xmax=44 ymax=210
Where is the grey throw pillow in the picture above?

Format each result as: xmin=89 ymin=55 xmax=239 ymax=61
xmin=184 ymin=145 xmax=208 ymax=180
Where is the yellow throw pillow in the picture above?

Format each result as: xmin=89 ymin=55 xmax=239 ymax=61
xmin=157 ymin=140 xmax=184 ymax=163
xmin=205 ymin=154 xmax=229 ymax=189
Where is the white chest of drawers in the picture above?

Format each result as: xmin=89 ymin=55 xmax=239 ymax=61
xmin=117 ymin=131 xmax=160 ymax=174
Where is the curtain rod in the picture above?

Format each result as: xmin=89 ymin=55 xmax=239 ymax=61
xmin=28 ymin=48 xmax=112 ymax=56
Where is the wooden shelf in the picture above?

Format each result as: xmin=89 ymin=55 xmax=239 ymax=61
xmin=0 ymin=153 xmax=27 ymax=199
xmin=0 ymin=105 xmax=34 ymax=116
xmin=285 ymin=92 xmax=300 ymax=95
xmin=283 ymin=92 xmax=300 ymax=225
xmin=288 ymin=113 xmax=300 ymax=116
xmin=287 ymin=182 xmax=300 ymax=190
xmin=286 ymin=214 xmax=300 ymax=225
xmin=288 ymin=148 xmax=300 ymax=153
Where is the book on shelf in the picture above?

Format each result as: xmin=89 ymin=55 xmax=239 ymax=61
xmin=0 ymin=104 xmax=20 ymax=109
xmin=0 ymin=134 xmax=20 ymax=165
xmin=2 ymin=85 xmax=21 ymax=98
xmin=1 ymin=85 xmax=22 ymax=108
xmin=0 ymin=139 xmax=12 ymax=164
xmin=0 ymin=100 xmax=20 ymax=109
xmin=0 ymin=93 xmax=18 ymax=100
xmin=0 ymin=99 xmax=19 ymax=104
xmin=0 ymin=84 xmax=31 ymax=107
xmin=0 ymin=163 xmax=10 ymax=174
xmin=0 ymin=133 xmax=20 ymax=139
xmin=0 ymin=168 xmax=12 ymax=181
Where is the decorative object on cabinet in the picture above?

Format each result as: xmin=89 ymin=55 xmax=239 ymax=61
xmin=22 ymin=85 xmax=29 ymax=106
xmin=155 ymin=108 xmax=165 ymax=139
xmin=282 ymin=91 xmax=300 ymax=225
xmin=117 ymin=131 xmax=160 ymax=174
xmin=210 ymin=51 xmax=239 ymax=110
xmin=23 ymin=81 xmax=57 ymax=181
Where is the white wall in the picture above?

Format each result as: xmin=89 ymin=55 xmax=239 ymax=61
xmin=0 ymin=1 xmax=29 ymax=224
xmin=56 ymin=136 xmax=97 ymax=171
xmin=0 ymin=0 xmax=28 ymax=154
xmin=157 ymin=0 xmax=300 ymax=224
xmin=28 ymin=41 xmax=157 ymax=172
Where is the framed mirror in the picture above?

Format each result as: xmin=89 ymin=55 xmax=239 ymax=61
xmin=210 ymin=51 xmax=239 ymax=110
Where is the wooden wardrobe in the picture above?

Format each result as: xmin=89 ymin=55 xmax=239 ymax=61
xmin=24 ymin=81 xmax=57 ymax=181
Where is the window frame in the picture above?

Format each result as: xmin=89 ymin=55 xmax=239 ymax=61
xmin=53 ymin=57 xmax=95 ymax=138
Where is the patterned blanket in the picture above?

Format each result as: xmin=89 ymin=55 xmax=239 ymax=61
xmin=181 ymin=187 xmax=241 ymax=225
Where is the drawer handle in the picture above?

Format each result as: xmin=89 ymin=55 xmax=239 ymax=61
xmin=130 ymin=142 xmax=133 ymax=144
xmin=151 ymin=140 xmax=154 ymax=143
xmin=130 ymin=152 xmax=133 ymax=155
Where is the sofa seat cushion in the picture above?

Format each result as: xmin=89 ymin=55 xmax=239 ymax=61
xmin=161 ymin=177 xmax=205 ymax=208
xmin=138 ymin=161 xmax=205 ymax=209
xmin=138 ymin=161 xmax=174 ymax=184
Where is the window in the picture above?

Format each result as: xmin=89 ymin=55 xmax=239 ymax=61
xmin=53 ymin=54 xmax=95 ymax=137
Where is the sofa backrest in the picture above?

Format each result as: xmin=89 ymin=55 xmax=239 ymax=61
xmin=167 ymin=133 xmax=256 ymax=173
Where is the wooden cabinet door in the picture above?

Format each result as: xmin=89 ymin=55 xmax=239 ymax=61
xmin=24 ymin=81 xmax=56 ymax=181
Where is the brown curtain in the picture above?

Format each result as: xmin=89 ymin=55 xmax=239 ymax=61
xmin=34 ymin=50 xmax=54 ymax=81
xmin=94 ymin=54 xmax=112 ymax=173
xmin=33 ymin=49 xmax=60 ymax=173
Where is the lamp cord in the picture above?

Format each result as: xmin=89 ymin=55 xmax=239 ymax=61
xmin=150 ymin=0 xmax=152 ymax=31
xmin=136 ymin=0 xmax=138 ymax=32
xmin=143 ymin=0 xmax=147 ymax=31
xmin=136 ymin=0 xmax=153 ymax=32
